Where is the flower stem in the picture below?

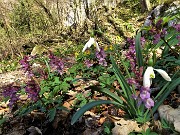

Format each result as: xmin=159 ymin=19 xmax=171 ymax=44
xmin=161 ymin=37 xmax=179 ymax=58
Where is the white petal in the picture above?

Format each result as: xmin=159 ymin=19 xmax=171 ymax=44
xmin=87 ymin=37 xmax=95 ymax=47
xmin=82 ymin=43 xmax=89 ymax=52
xmin=94 ymin=41 xmax=100 ymax=52
xmin=82 ymin=37 xmax=95 ymax=52
xmin=154 ymin=69 xmax=171 ymax=81
xmin=143 ymin=66 xmax=154 ymax=88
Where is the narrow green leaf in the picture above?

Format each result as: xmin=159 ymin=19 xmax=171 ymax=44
xmin=110 ymin=56 xmax=132 ymax=97
xmin=71 ymin=100 xmax=119 ymax=125
xmin=89 ymin=86 xmax=123 ymax=104
xmin=147 ymin=77 xmax=180 ymax=119
xmin=135 ymin=32 xmax=143 ymax=67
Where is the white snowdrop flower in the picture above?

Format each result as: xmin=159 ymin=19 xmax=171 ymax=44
xmin=143 ymin=66 xmax=171 ymax=88
xmin=153 ymin=69 xmax=171 ymax=81
xmin=82 ymin=37 xmax=100 ymax=52
xmin=143 ymin=66 xmax=155 ymax=88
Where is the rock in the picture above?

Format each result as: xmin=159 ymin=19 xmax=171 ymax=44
xmin=158 ymin=105 xmax=180 ymax=132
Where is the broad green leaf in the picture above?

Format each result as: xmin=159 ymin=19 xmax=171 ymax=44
xmin=135 ymin=32 xmax=143 ymax=67
xmin=39 ymin=86 xmax=49 ymax=95
xmin=54 ymin=77 xmax=60 ymax=84
xmin=71 ymin=100 xmax=119 ymax=125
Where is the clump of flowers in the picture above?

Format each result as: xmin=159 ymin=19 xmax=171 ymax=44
xmin=81 ymin=37 xmax=108 ymax=68
xmin=95 ymin=48 xmax=107 ymax=66
xmin=2 ymin=84 xmax=21 ymax=108
xmin=49 ymin=52 xmax=64 ymax=75
xmin=19 ymin=55 xmax=33 ymax=77
xmin=125 ymin=38 xmax=143 ymax=88
xmin=84 ymin=60 xmax=93 ymax=68
xmin=25 ymin=79 xmax=40 ymax=102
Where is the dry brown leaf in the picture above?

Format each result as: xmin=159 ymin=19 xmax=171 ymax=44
xmin=112 ymin=118 xmax=143 ymax=135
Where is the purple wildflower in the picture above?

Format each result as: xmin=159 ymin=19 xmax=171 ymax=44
xmin=144 ymin=98 xmax=154 ymax=109
xmin=84 ymin=60 xmax=93 ymax=68
xmin=155 ymin=19 xmax=163 ymax=29
xmin=139 ymin=86 xmax=154 ymax=109
xmin=132 ymin=94 xmax=138 ymax=100
xmin=19 ymin=56 xmax=31 ymax=72
xmin=140 ymin=90 xmax=150 ymax=100
xmin=173 ymin=24 xmax=180 ymax=32
xmin=25 ymin=80 xmax=40 ymax=102
xmin=125 ymin=38 xmax=143 ymax=87
xmin=2 ymin=83 xmax=21 ymax=108
xmin=49 ymin=52 xmax=64 ymax=75
xmin=140 ymin=37 xmax=146 ymax=46
xmin=153 ymin=34 xmax=161 ymax=44
xmin=95 ymin=48 xmax=107 ymax=66
xmin=161 ymin=28 xmax=167 ymax=37
xmin=127 ymin=78 xmax=138 ymax=86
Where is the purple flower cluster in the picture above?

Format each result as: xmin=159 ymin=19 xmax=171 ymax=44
xmin=125 ymin=38 xmax=143 ymax=87
xmin=49 ymin=52 xmax=64 ymax=75
xmin=140 ymin=87 xmax=154 ymax=109
xmin=2 ymin=84 xmax=21 ymax=108
xmin=25 ymin=80 xmax=40 ymax=102
xmin=95 ymin=48 xmax=107 ymax=66
xmin=19 ymin=56 xmax=33 ymax=77
xmin=84 ymin=60 xmax=93 ymax=68
xmin=148 ymin=19 xmax=168 ymax=44
xmin=173 ymin=24 xmax=180 ymax=32
xmin=125 ymin=38 xmax=154 ymax=109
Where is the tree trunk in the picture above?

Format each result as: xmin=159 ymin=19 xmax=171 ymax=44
xmin=140 ymin=0 xmax=151 ymax=12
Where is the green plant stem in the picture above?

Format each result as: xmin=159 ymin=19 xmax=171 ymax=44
xmin=161 ymin=37 xmax=179 ymax=58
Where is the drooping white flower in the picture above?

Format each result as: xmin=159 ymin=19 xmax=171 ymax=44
xmin=153 ymin=69 xmax=171 ymax=81
xmin=82 ymin=37 xmax=100 ymax=52
xmin=143 ymin=66 xmax=155 ymax=88
xmin=143 ymin=66 xmax=171 ymax=88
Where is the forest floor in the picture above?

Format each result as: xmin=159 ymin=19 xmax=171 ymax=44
xmin=0 ymin=2 xmax=180 ymax=135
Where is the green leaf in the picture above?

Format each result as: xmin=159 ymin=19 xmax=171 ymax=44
xmin=135 ymin=32 xmax=143 ymax=67
xmin=149 ymin=132 xmax=158 ymax=135
xmin=110 ymin=56 xmax=133 ymax=98
xmin=0 ymin=116 xmax=7 ymax=126
xmin=60 ymin=81 xmax=70 ymax=91
xmin=39 ymin=86 xmax=49 ymax=95
xmin=54 ymin=77 xmax=60 ymax=84
xmin=71 ymin=100 xmax=119 ymax=125
xmin=48 ymin=108 xmax=56 ymax=122
xmin=147 ymin=76 xmax=180 ymax=119
xmin=89 ymin=86 xmax=123 ymax=104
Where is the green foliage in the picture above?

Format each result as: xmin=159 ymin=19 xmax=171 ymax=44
xmin=161 ymin=118 xmax=176 ymax=133
xmin=103 ymin=121 xmax=113 ymax=135
xmin=0 ymin=59 xmax=19 ymax=73
xmin=73 ymin=92 xmax=92 ymax=108
xmin=10 ymin=0 xmax=52 ymax=34
xmin=129 ymin=128 xmax=158 ymax=135
xmin=0 ymin=115 xmax=7 ymax=127
xmin=71 ymin=100 xmax=118 ymax=125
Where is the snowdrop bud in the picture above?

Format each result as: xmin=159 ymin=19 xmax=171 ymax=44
xmin=153 ymin=69 xmax=171 ymax=81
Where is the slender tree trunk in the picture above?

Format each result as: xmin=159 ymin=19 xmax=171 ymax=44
xmin=140 ymin=0 xmax=151 ymax=12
